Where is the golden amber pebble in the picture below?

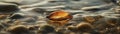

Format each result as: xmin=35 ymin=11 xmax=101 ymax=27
xmin=47 ymin=10 xmax=73 ymax=26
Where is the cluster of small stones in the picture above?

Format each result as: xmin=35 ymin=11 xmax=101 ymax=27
xmin=0 ymin=0 xmax=120 ymax=34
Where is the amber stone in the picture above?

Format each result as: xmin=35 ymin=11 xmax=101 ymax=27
xmin=47 ymin=10 xmax=73 ymax=26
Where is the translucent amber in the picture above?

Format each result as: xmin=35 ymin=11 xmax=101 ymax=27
xmin=47 ymin=10 xmax=72 ymax=26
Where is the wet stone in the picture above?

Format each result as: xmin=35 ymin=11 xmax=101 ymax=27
xmin=9 ymin=14 xmax=24 ymax=20
xmin=28 ymin=25 xmax=40 ymax=30
xmin=0 ymin=2 xmax=19 ymax=14
xmin=83 ymin=15 xmax=104 ymax=23
xmin=38 ymin=25 xmax=55 ymax=33
xmin=105 ymin=17 xmax=118 ymax=26
xmin=67 ymin=26 xmax=77 ymax=32
xmin=76 ymin=22 xmax=93 ymax=32
xmin=0 ymin=15 xmax=9 ymax=19
xmin=81 ymin=6 xmax=102 ymax=11
xmin=7 ymin=25 xmax=29 ymax=34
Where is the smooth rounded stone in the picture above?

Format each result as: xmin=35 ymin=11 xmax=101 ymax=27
xmin=67 ymin=26 xmax=77 ymax=32
xmin=46 ymin=10 xmax=73 ymax=26
xmin=9 ymin=14 xmax=24 ymax=20
xmin=0 ymin=2 xmax=19 ymax=14
xmin=83 ymin=15 xmax=104 ymax=23
xmin=28 ymin=25 xmax=40 ymax=30
xmin=47 ymin=10 xmax=72 ymax=21
xmin=76 ymin=22 xmax=93 ymax=32
xmin=38 ymin=25 xmax=55 ymax=33
xmin=7 ymin=25 xmax=29 ymax=34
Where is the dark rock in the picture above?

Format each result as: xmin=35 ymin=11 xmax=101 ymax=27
xmin=7 ymin=25 xmax=29 ymax=34
xmin=9 ymin=14 xmax=24 ymax=19
xmin=67 ymin=26 xmax=77 ymax=32
xmin=0 ymin=2 xmax=19 ymax=14
xmin=0 ymin=24 xmax=4 ymax=30
xmin=94 ymin=18 xmax=117 ymax=31
xmin=105 ymin=18 xmax=118 ymax=26
xmin=38 ymin=25 xmax=55 ymax=33
xmin=28 ymin=26 xmax=40 ymax=30
xmin=81 ymin=4 xmax=113 ymax=12
xmin=81 ymin=6 xmax=102 ymax=11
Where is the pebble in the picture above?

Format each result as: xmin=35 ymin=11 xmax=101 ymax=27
xmin=67 ymin=26 xmax=77 ymax=32
xmin=38 ymin=25 xmax=55 ymax=33
xmin=76 ymin=22 xmax=93 ymax=32
xmin=83 ymin=15 xmax=104 ymax=23
xmin=0 ymin=2 xmax=19 ymax=14
xmin=47 ymin=10 xmax=73 ymax=26
xmin=9 ymin=14 xmax=24 ymax=20
xmin=7 ymin=25 xmax=29 ymax=34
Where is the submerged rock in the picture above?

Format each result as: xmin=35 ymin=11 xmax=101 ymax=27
xmin=9 ymin=14 xmax=24 ymax=20
xmin=76 ymin=22 xmax=93 ymax=32
xmin=0 ymin=2 xmax=19 ymax=14
xmin=38 ymin=25 xmax=55 ymax=33
xmin=7 ymin=25 xmax=29 ymax=34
